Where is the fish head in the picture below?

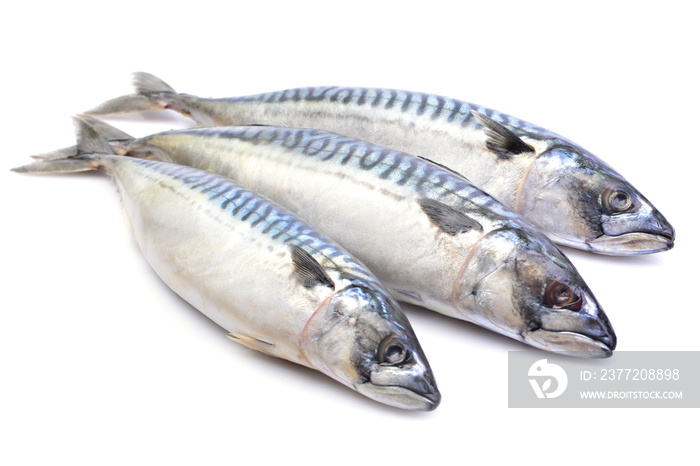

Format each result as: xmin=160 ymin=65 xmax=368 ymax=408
xmin=455 ymin=228 xmax=616 ymax=357
xmin=300 ymin=283 xmax=440 ymax=411
xmin=517 ymin=144 xmax=674 ymax=255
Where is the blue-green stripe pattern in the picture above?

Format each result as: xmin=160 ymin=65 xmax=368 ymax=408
xmin=131 ymin=158 xmax=391 ymax=296
xmin=183 ymin=127 xmax=524 ymax=224
xmin=220 ymin=87 xmax=560 ymax=140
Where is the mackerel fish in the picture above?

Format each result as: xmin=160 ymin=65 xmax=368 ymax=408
xmin=71 ymin=116 xmax=617 ymax=358
xmin=13 ymin=119 xmax=440 ymax=411
xmin=86 ymin=72 xmax=675 ymax=255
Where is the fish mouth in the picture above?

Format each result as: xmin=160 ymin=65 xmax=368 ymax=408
xmin=363 ymin=379 xmax=441 ymax=411
xmin=522 ymin=329 xmax=615 ymax=358
xmin=588 ymin=231 xmax=674 ymax=255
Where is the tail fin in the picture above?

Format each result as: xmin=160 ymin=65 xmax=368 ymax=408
xmin=133 ymin=72 xmax=176 ymax=95
xmin=85 ymin=72 xmax=178 ymax=116
xmin=32 ymin=115 xmax=134 ymax=161
xmin=77 ymin=114 xmax=135 ymax=145
xmin=12 ymin=118 xmax=113 ymax=175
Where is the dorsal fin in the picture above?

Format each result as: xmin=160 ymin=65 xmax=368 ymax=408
xmin=418 ymin=198 xmax=483 ymax=235
xmin=472 ymin=111 xmax=534 ymax=160
xmin=290 ymin=244 xmax=335 ymax=290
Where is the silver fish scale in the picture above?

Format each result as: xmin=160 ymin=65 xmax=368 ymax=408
xmin=225 ymin=87 xmax=560 ymax=139
xmin=195 ymin=126 xmax=523 ymax=224
xmin=133 ymin=158 xmax=390 ymax=298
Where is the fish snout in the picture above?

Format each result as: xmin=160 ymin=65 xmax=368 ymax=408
xmin=526 ymin=302 xmax=617 ymax=358
xmin=366 ymin=354 xmax=442 ymax=411
xmin=592 ymin=201 xmax=675 ymax=255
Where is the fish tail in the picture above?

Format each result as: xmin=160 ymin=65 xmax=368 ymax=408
xmin=12 ymin=117 xmax=114 ymax=174
xmin=85 ymin=72 xmax=181 ymax=116
xmin=31 ymin=115 xmax=135 ymax=161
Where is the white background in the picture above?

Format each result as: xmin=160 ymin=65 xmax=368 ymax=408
xmin=2 ymin=1 xmax=697 ymax=464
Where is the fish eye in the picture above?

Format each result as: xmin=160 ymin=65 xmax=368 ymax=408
xmin=378 ymin=335 xmax=411 ymax=366
xmin=544 ymin=280 xmax=582 ymax=311
xmin=602 ymin=187 xmax=633 ymax=213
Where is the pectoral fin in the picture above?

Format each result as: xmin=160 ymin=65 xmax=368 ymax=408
xmin=415 ymin=155 xmax=468 ymax=180
xmin=472 ymin=111 xmax=534 ymax=160
xmin=289 ymin=244 xmax=335 ymax=290
xmin=418 ymin=198 xmax=483 ymax=235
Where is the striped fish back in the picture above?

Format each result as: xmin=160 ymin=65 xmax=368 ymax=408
xmin=224 ymin=87 xmax=560 ymax=140
xmin=124 ymin=157 xmax=390 ymax=295
xmin=186 ymin=126 xmax=523 ymax=223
